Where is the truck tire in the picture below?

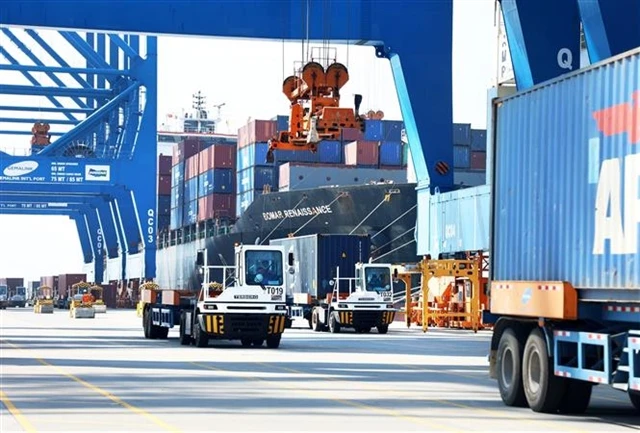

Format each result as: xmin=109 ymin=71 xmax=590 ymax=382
xmin=329 ymin=312 xmax=341 ymax=333
xmin=194 ymin=317 xmax=209 ymax=348
xmin=156 ymin=326 xmax=169 ymax=339
xmin=312 ymin=308 xmax=324 ymax=332
xmin=522 ymin=328 xmax=566 ymax=413
xmin=241 ymin=338 xmax=253 ymax=347
xmin=377 ymin=325 xmax=389 ymax=334
xmin=558 ymin=380 xmax=592 ymax=414
xmin=179 ymin=313 xmax=191 ymax=346
xmin=252 ymin=339 xmax=264 ymax=347
xmin=143 ymin=308 xmax=152 ymax=339
xmin=496 ymin=328 xmax=527 ymax=407
xmin=266 ymin=335 xmax=281 ymax=348
xmin=629 ymin=390 xmax=640 ymax=413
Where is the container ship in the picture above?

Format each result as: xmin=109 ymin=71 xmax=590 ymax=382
xmin=152 ymin=94 xmax=488 ymax=290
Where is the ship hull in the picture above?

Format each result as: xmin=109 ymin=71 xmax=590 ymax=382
xmin=156 ymin=183 xmax=419 ymax=290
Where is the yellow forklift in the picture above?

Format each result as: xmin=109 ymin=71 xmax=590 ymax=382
xmin=89 ymin=284 xmax=107 ymax=313
xmin=33 ymin=285 xmax=54 ymax=314
xmin=68 ymin=281 xmax=96 ymax=319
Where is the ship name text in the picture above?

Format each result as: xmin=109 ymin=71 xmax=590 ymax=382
xmin=262 ymin=205 xmax=333 ymax=221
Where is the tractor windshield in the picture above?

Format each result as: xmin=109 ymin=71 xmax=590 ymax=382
xmin=245 ymin=250 xmax=284 ymax=286
xmin=364 ymin=266 xmax=392 ymax=293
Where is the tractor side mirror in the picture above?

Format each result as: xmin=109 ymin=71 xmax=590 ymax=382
xmin=288 ymin=252 xmax=294 ymax=267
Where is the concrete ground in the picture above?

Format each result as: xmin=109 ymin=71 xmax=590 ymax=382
xmin=1 ymin=309 xmax=638 ymax=432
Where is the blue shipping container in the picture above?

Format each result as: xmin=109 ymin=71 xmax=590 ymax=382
xmin=171 ymin=162 xmax=184 ymax=187
xmin=170 ymin=205 xmax=183 ymax=230
xmin=379 ymin=141 xmax=403 ymax=166
xmin=184 ymin=177 xmax=198 ymax=203
xmin=158 ymin=215 xmax=170 ymax=231
xmin=182 ymin=199 xmax=198 ymax=226
xmin=158 ymin=195 xmax=171 ymax=215
xmin=493 ymin=48 xmax=640 ymax=300
xmin=382 ymin=120 xmax=404 ymax=141
xmin=198 ymin=168 xmax=234 ymax=197
xmin=237 ymin=166 xmax=277 ymax=194
xmin=453 ymin=145 xmax=470 ymax=168
xmin=470 ymin=129 xmax=487 ymax=151
xmin=364 ymin=119 xmax=384 ymax=141
xmin=237 ymin=142 xmax=271 ymax=171
xmin=274 ymin=115 xmax=289 ymax=132
xmin=275 ymin=148 xmax=320 ymax=164
xmin=317 ymin=140 xmax=342 ymax=163
xmin=170 ymin=185 xmax=181 ymax=208
xmin=236 ymin=189 xmax=264 ymax=216
xmin=453 ymin=123 xmax=471 ymax=145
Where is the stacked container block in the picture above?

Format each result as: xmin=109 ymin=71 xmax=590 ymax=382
xmin=157 ymin=155 xmax=172 ymax=231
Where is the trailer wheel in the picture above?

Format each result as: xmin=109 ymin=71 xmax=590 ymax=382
xmin=496 ymin=328 xmax=527 ymax=407
xmin=193 ymin=317 xmax=209 ymax=348
xmin=629 ymin=390 xmax=640 ymax=413
xmin=329 ymin=312 xmax=341 ymax=333
xmin=156 ymin=326 xmax=169 ymax=339
xmin=143 ymin=308 xmax=152 ymax=339
xmin=558 ymin=380 xmax=592 ymax=414
xmin=266 ymin=335 xmax=281 ymax=348
xmin=377 ymin=325 xmax=389 ymax=334
xmin=179 ymin=313 xmax=191 ymax=346
xmin=522 ymin=328 xmax=566 ymax=413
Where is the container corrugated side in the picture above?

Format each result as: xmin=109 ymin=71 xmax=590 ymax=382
xmin=278 ymin=163 xmax=407 ymax=191
xmin=493 ymin=48 xmax=640 ymax=297
xmin=453 ymin=145 xmax=470 ymax=168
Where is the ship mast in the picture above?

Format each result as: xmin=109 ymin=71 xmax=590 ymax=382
xmin=192 ymin=91 xmax=207 ymax=133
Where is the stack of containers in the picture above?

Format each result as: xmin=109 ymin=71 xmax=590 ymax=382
xmin=170 ymin=138 xmax=201 ymax=230
xmin=157 ymin=155 xmax=172 ymax=231
xmin=469 ymin=129 xmax=487 ymax=170
xmin=452 ymin=123 xmax=472 ymax=169
xmin=235 ymin=119 xmax=279 ymax=216
xmin=278 ymin=163 xmax=408 ymax=192
xmin=196 ymin=144 xmax=236 ymax=221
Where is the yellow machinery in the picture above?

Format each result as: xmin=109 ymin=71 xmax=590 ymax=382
xmin=69 ymin=281 xmax=96 ymax=319
xmin=400 ymin=253 xmax=492 ymax=333
xmin=137 ymin=282 xmax=159 ymax=318
xmin=89 ymin=284 xmax=107 ymax=313
xmin=33 ymin=285 xmax=54 ymax=314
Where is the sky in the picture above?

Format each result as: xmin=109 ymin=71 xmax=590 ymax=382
xmin=0 ymin=0 xmax=498 ymax=283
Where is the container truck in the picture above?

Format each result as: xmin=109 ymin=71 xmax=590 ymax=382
xmin=141 ymin=243 xmax=292 ymax=348
xmin=0 ymin=285 xmax=8 ymax=309
xmin=270 ymin=234 xmax=397 ymax=333
xmin=485 ymin=47 xmax=640 ymax=413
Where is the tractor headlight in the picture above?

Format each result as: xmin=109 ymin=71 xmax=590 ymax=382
xmin=275 ymin=304 xmax=287 ymax=311
xmin=338 ymin=303 xmax=347 ymax=309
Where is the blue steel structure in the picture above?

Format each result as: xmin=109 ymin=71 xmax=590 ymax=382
xmin=0 ymin=0 xmax=639 ymax=271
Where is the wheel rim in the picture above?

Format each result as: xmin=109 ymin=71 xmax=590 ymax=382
xmin=526 ymin=348 xmax=542 ymax=395
xmin=500 ymin=347 xmax=514 ymax=388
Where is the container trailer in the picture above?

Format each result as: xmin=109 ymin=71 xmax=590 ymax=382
xmin=485 ymin=47 xmax=640 ymax=413
xmin=269 ymin=234 xmax=397 ymax=333
xmin=141 ymin=243 xmax=292 ymax=348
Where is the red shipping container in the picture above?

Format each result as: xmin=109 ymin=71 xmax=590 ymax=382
xmin=470 ymin=151 xmax=486 ymax=170
xmin=342 ymin=127 xmax=365 ymax=142
xmin=198 ymin=145 xmax=236 ymax=174
xmin=58 ymin=274 xmax=87 ymax=297
xmin=175 ymin=138 xmax=202 ymax=163
xmin=100 ymin=284 xmax=118 ymax=309
xmin=158 ymin=155 xmax=172 ymax=175
xmin=344 ymin=140 xmax=379 ymax=166
xmin=197 ymin=194 xmax=236 ymax=221
xmin=238 ymin=120 xmax=276 ymax=148
xmin=40 ymin=276 xmax=59 ymax=292
xmin=157 ymin=175 xmax=171 ymax=195
xmin=185 ymin=155 xmax=199 ymax=180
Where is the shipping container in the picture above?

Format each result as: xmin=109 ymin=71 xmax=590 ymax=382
xmin=470 ymin=151 xmax=486 ymax=170
xmin=198 ymin=145 xmax=236 ymax=173
xmin=273 ymin=115 xmax=289 ymax=132
xmin=157 ymin=155 xmax=172 ymax=175
xmin=183 ymin=199 xmax=198 ymax=226
xmin=185 ymin=154 xmax=199 ymax=180
xmin=344 ymin=140 xmax=379 ymax=166
xmin=238 ymin=119 xmax=277 ymax=148
xmin=184 ymin=177 xmax=198 ymax=203
xmin=197 ymin=193 xmax=236 ymax=221
xmin=101 ymin=284 xmax=117 ymax=309
xmin=341 ymin=127 xmax=364 ymax=142
xmin=198 ymin=168 xmax=234 ymax=197
xmin=158 ymin=215 xmax=170 ymax=231
xmin=453 ymin=145 xmax=470 ymax=168
xmin=453 ymin=169 xmax=486 ymax=187
xmin=379 ymin=141 xmax=403 ymax=166
xmin=470 ymin=129 xmax=487 ymax=151
xmin=200 ymin=135 xmax=238 ymax=147
xmin=40 ymin=276 xmax=59 ymax=293
xmin=0 ymin=278 xmax=24 ymax=294
xmin=269 ymin=234 xmax=372 ymax=299
xmin=278 ymin=163 xmax=407 ymax=191
xmin=453 ymin=123 xmax=471 ymax=145
xmin=364 ymin=119 xmax=384 ymax=141
xmin=274 ymin=147 xmax=320 ymax=164
xmin=317 ymin=140 xmax=342 ymax=164
xmin=157 ymin=175 xmax=171 ymax=195
xmin=174 ymin=138 xmax=202 ymax=163
xmin=158 ymin=195 xmax=171 ymax=215
xmin=492 ymin=48 xmax=640 ymax=295
xmin=235 ymin=189 xmax=268 ymax=217
xmin=170 ymin=185 xmax=181 ymax=208
xmin=171 ymin=162 xmax=184 ymax=187
xmin=58 ymin=274 xmax=87 ymax=297
xmin=237 ymin=142 xmax=271 ymax=171
xmin=170 ymin=207 xmax=181 ymax=230
xmin=382 ymin=120 xmax=404 ymax=141
xmin=237 ymin=166 xmax=278 ymax=193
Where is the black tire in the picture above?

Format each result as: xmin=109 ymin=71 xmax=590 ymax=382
xmin=252 ymin=339 xmax=264 ymax=347
xmin=179 ymin=313 xmax=191 ymax=346
xmin=377 ymin=325 xmax=389 ymax=334
xmin=558 ymin=380 xmax=592 ymax=414
xmin=241 ymin=338 xmax=253 ymax=347
xmin=522 ymin=328 xmax=567 ymax=413
xmin=329 ymin=312 xmax=341 ymax=334
xmin=629 ymin=390 xmax=640 ymax=413
xmin=312 ymin=308 xmax=324 ymax=332
xmin=266 ymin=335 xmax=281 ymax=348
xmin=194 ymin=316 xmax=209 ymax=348
xmin=156 ymin=326 xmax=169 ymax=339
xmin=143 ymin=308 xmax=152 ymax=339
xmin=496 ymin=328 xmax=528 ymax=407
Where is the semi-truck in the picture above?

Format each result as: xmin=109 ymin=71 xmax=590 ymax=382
xmin=432 ymin=47 xmax=640 ymax=413
xmin=0 ymin=285 xmax=8 ymax=309
xmin=270 ymin=234 xmax=397 ymax=333
xmin=141 ymin=243 xmax=292 ymax=348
